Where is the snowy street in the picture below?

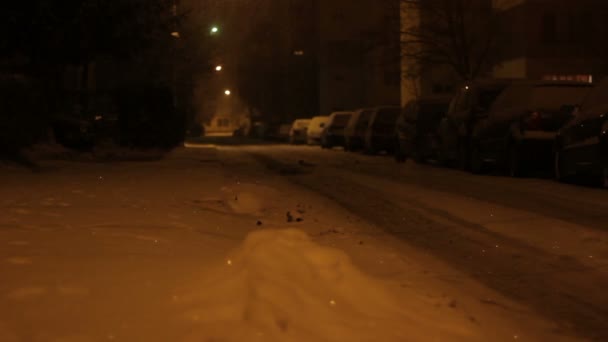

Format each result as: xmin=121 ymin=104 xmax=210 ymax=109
xmin=1 ymin=143 xmax=608 ymax=341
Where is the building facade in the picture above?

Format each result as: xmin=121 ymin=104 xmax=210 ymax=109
xmin=319 ymin=0 xmax=401 ymax=115
xmin=401 ymin=0 xmax=608 ymax=108
xmin=493 ymin=0 xmax=606 ymax=82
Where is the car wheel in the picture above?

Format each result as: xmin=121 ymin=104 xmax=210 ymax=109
xmin=470 ymin=143 xmax=484 ymax=174
xmin=554 ymin=150 xmax=567 ymax=182
xmin=508 ymin=144 xmax=525 ymax=177
xmin=320 ymin=137 xmax=328 ymax=149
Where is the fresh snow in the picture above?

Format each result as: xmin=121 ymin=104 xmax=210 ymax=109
xmin=1 ymin=144 xmax=599 ymax=341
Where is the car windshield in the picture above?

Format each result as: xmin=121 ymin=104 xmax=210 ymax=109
xmin=375 ymin=108 xmax=400 ymax=124
xmin=332 ymin=114 xmax=351 ymax=127
xmin=478 ymin=86 xmax=507 ymax=110
xmin=357 ymin=111 xmax=374 ymax=125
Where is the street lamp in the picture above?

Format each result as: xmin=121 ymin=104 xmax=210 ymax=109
xmin=224 ymin=89 xmax=231 ymax=96
xmin=210 ymin=26 xmax=219 ymax=35
xmin=215 ymin=65 xmax=223 ymax=72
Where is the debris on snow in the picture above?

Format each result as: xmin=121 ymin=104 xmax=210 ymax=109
xmin=286 ymin=211 xmax=294 ymax=222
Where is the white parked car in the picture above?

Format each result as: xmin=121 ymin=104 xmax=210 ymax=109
xmin=306 ymin=116 xmax=330 ymax=145
xmin=289 ymin=119 xmax=312 ymax=144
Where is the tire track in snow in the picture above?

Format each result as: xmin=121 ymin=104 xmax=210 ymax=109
xmin=248 ymin=150 xmax=608 ymax=341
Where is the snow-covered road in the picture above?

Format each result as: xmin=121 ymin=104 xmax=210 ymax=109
xmin=1 ymin=143 xmax=607 ymax=341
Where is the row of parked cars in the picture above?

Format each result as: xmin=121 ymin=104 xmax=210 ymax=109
xmin=288 ymin=77 xmax=608 ymax=187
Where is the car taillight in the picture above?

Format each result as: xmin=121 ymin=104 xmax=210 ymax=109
xmin=524 ymin=111 xmax=542 ymax=130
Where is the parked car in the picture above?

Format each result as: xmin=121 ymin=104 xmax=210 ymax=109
xmin=344 ymin=108 xmax=375 ymax=151
xmin=264 ymin=123 xmax=291 ymax=141
xmin=307 ymin=116 xmax=330 ymax=145
xmin=321 ymin=111 xmax=353 ymax=148
xmin=289 ymin=119 xmax=311 ymax=144
xmin=555 ymin=78 xmax=608 ymax=187
xmin=470 ymin=80 xmax=593 ymax=176
xmin=395 ymin=96 xmax=452 ymax=163
xmin=437 ymin=79 xmax=513 ymax=169
xmin=364 ymin=106 xmax=401 ymax=154
xmin=52 ymin=116 xmax=96 ymax=151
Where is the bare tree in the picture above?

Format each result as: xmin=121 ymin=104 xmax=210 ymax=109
xmin=400 ymin=0 xmax=503 ymax=81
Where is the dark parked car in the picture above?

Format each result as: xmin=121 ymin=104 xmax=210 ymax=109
xmin=364 ymin=106 xmax=401 ymax=154
xmin=470 ymin=80 xmax=593 ymax=176
xmin=344 ymin=108 xmax=374 ymax=151
xmin=321 ymin=111 xmax=353 ymax=148
xmin=395 ymin=96 xmax=452 ymax=163
xmin=437 ymin=79 xmax=513 ymax=169
xmin=555 ymin=78 xmax=608 ymax=187
xmin=52 ymin=116 xmax=96 ymax=150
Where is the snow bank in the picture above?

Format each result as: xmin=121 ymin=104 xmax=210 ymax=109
xmin=176 ymin=229 xmax=478 ymax=342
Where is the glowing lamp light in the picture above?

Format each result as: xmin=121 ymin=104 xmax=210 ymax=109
xmin=224 ymin=90 xmax=232 ymax=96
xmin=211 ymin=26 xmax=219 ymax=34
xmin=215 ymin=65 xmax=223 ymax=71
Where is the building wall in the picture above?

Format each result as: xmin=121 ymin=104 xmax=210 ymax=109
xmin=493 ymin=0 xmax=606 ymax=82
xmin=319 ymin=0 xmax=400 ymax=115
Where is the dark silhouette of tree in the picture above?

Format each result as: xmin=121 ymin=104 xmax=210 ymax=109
xmin=400 ymin=0 xmax=503 ymax=81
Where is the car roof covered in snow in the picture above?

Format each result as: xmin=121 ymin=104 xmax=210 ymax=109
xmin=488 ymin=80 xmax=593 ymax=120
xmin=291 ymin=119 xmax=311 ymax=129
